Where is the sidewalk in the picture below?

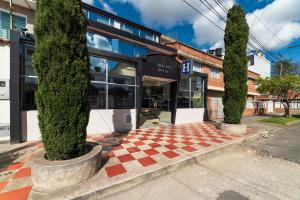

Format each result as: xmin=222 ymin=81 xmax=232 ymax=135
xmin=0 ymin=122 xmax=258 ymax=200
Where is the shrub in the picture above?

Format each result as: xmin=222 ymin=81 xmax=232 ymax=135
xmin=223 ymin=5 xmax=249 ymax=124
xmin=33 ymin=0 xmax=90 ymax=160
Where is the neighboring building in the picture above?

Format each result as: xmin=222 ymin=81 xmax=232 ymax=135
xmin=0 ymin=0 xmax=35 ymax=140
xmin=247 ymin=52 xmax=271 ymax=78
xmin=162 ymin=35 xmax=261 ymax=119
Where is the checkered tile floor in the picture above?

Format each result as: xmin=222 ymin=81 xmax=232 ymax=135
xmin=0 ymin=122 xmax=246 ymax=200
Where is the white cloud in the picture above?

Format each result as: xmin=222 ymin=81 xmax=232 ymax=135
xmin=99 ymin=0 xmax=117 ymax=14
xmin=82 ymin=0 xmax=116 ymax=14
xmin=113 ymin=0 xmax=300 ymax=51
xmin=113 ymin=0 xmax=197 ymax=28
xmin=82 ymin=0 xmax=94 ymax=5
xmin=246 ymin=0 xmax=300 ymax=50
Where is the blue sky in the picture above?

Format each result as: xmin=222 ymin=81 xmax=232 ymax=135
xmin=85 ymin=0 xmax=300 ymax=63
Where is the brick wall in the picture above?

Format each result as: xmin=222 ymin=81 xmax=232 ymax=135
xmin=163 ymin=37 xmax=261 ymax=118
xmin=166 ymin=41 xmax=261 ymax=96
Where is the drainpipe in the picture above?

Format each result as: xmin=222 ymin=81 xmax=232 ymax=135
xmin=10 ymin=0 xmax=14 ymax=30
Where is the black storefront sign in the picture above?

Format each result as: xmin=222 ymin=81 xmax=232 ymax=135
xmin=140 ymin=54 xmax=181 ymax=81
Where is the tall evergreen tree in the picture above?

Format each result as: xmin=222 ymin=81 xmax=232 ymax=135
xmin=33 ymin=0 xmax=90 ymax=160
xmin=223 ymin=5 xmax=249 ymax=124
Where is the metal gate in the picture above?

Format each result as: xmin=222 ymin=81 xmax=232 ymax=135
xmin=210 ymin=98 xmax=224 ymax=119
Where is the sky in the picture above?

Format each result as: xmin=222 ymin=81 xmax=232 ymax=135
xmin=82 ymin=0 xmax=300 ymax=63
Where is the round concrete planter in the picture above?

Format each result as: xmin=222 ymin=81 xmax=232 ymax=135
xmin=218 ymin=122 xmax=247 ymax=135
xmin=31 ymin=142 xmax=102 ymax=192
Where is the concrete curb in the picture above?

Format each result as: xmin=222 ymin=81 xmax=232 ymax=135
xmin=287 ymin=120 xmax=300 ymax=127
xmin=70 ymin=133 xmax=262 ymax=200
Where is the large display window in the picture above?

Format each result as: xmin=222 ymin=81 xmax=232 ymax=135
xmin=177 ymin=74 xmax=205 ymax=109
xmin=20 ymin=44 xmax=137 ymax=110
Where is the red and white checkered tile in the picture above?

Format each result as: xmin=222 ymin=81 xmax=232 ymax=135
xmin=0 ymin=122 xmax=244 ymax=200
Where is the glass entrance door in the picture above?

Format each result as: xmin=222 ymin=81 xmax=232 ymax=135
xmin=140 ymin=78 xmax=172 ymax=127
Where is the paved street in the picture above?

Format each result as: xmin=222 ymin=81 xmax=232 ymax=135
xmin=248 ymin=123 xmax=300 ymax=164
xmin=103 ymin=150 xmax=300 ymax=200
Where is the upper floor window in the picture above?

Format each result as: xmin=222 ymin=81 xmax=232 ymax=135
xmin=0 ymin=11 xmax=26 ymax=40
xmin=210 ymin=68 xmax=220 ymax=79
xmin=84 ymin=9 xmax=159 ymax=43
xmin=193 ymin=62 xmax=203 ymax=73
xmin=87 ymin=32 xmax=149 ymax=57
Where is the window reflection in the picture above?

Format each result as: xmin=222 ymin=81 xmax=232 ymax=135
xmin=87 ymin=32 xmax=149 ymax=57
xmin=90 ymin=56 xmax=106 ymax=82
xmin=191 ymin=76 xmax=204 ymax=108
xmin=23 ymin=44 xmax=36 ymax=76
xmin=84 ymin=9 xmax=158 ymax=43
xmin=89 ymin=82 xmax=106 ymax=109
xmin=21 ymin=42 xmax=137 ymax=110
xmin=108 ymin=85 xmax=135 ymax=109
xmin=108 ymin=60 xmax=136 ymax=85
xmin=22 ymin=77 xmax=37 ymax=110
xmin=121 ymin=23 xmax=139 ymax=36
xmin=177 ymin=75 xmax=205 ymax=108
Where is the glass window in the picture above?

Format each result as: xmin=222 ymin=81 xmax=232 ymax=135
xmin=87 ymin=32 xmax=113 ymax=52
xmin=22 ymin=43 xmax=37 ymax=111
xmin=140 ymin=30 xmax=154 ymax=41
xmin=90 ymin=56 xmax=106 ymax=82
xmin=193 ymin=62 xmax=203 ymax=73
xmin=177 ymin=77 xmax=190 ymax=108
xmin=121 ymin=23 xmax=139 ymax=36
xmin=177 ymin=75 xmax=205 ymax=108
xmin=89 ymin=82 xmax=106 ymax=109
xmin=108 ymin=60 xmax=136 ymax=85
xmin=23 ymin=43 xmax=36 ymax=76
xmin=21 ymin=42 xmax=137 ymax=110
xmin=191 ymin=76 xmax=204 ymax=108
xmin=0 ymin=11 xmax=26 ymax=40
xmin=22 ymin=77 xmax=38 ymax=110
xmin=210 ymin=68 xmax=220 ymax=79
xmin=87 ymin=32 xmax=149 ymax=57
xmin=88 ymin=11 xmax=110 ymax=25
xmin=108 ymin=85 xmax=135 ymax=109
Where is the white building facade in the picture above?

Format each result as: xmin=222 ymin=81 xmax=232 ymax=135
xmin=247 ymin=52 xmax=271 ymax=78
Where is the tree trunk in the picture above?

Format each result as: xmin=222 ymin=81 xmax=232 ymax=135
xmin=284 ymin=101 xmax=290 ymax=118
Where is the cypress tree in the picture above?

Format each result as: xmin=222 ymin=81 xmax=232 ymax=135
xmin=223 ymin=5 xmax=249 ymax=124
xmin=33 ymin=0 xmax=90 ymax=160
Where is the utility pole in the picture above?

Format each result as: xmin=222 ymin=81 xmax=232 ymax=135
xmin=279 ymin=54 xmax=284 ymax=77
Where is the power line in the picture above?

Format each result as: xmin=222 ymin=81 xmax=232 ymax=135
xmin=182 ymin=0 xmax=280 ymax=62
xmin=239 ymin=0 xmax=286 ymax=47
xmin=182 ymin=0 xmax=225 ymax=31
xmin=203 ymin=0 xmax=281 ymax=61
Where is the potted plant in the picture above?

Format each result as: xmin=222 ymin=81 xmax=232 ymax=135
xmin=31 ymin=0 xmax=102 ymax=191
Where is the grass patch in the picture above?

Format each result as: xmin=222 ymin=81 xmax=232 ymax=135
xmin=259 ymin=114 xmax=300 ymax=127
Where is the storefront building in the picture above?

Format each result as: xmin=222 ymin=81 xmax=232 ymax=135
xmin=8 ymin=3 xmax=207 ymax=143
xmin=161 ymin=35 xmax=261 ymax=119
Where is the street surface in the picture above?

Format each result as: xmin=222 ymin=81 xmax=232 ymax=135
xmin=103 ymin=122 xmax=300 ymax=200
xmin=248 ymin=123 xmax=300 ymax=164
